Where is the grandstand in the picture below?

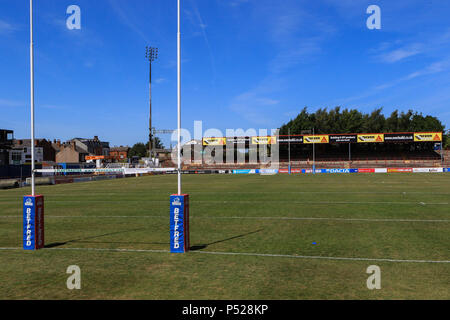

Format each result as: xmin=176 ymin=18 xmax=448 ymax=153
xmin=176 ymin=131 xmax=447 ymax=170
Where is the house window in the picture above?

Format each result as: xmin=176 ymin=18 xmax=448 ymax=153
xmin=12 ymin=153 xmax=22 ymax=162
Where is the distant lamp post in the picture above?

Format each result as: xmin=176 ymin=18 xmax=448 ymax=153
xmin=145 ymin=46 xmax=159 ymax=162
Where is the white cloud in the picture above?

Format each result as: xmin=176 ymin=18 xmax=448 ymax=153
xmin=379 ymin=47 xmax=422 ymax=63
xmin=0 ymin=99 xmax=25 ymax=108
xmin=228 ymin=78 xmax=283 ymax=125
xmin=0 ymin=20 xmax=16 ymax=34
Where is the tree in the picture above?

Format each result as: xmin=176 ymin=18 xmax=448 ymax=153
xmin=280 ymin=107 xmax=445 ymax=135
xmin=444 ymin=130 xmax=450 ymax=150
xmin=128 ymin=143 xmax=147 ymax=158
xmin=146 ymin=137 xmax=165 ymax=150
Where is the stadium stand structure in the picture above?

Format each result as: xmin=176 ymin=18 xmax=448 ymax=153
xmin=175 ymin=131 xmax=447 ymax=170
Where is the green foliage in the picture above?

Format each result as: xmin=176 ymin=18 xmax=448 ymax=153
xmin=128 ymin=142 xmax=148 ymax=158
xmin=145 ymin=137 xmax=164 ymax=150
xmin=280 ymin=107 xmax=445 ymax=135
xmin=444 ymin=131 xmax=450 ymax=149
xmin=128 ymin=138 xmax=165 ymax=159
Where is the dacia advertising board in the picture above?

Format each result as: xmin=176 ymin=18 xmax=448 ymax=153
xmin=321 ymin=169 xmax=358 ymax=173
xmin=170 ymin=195 xmax=190 ymax=253
xmin=23 ymin=195 xmax=45 ymax=250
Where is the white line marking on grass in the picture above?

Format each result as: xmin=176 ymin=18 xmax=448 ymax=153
xmin=1 ymin=247 xmax=448 ymax=264
xmin=1 ymin=215 xmax=449 ymax=223
xmin=2 ymin=200 xmax=443 ymax=205
xmin=193 ymin=216 xmax=450 ymax=223
xmin=193 ymin=251 xmax=450 ymax=264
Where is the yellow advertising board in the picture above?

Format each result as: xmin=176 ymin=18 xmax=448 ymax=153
xmin=251 ymin=136 xmax=277 ymax=145
xmin=303 ymin=135 xmax=329 ymax=144
xmin=357 ymin=134 xmax=384 ymax=143
xmin=414 ymin=132 xmax=442 ymax=142
xmin=202 ymin=137 xmax=226 ymax=146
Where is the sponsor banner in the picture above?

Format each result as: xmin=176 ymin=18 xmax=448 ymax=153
xmin=259 ymin=169 xmax=279 ymax=175
xmin=412 ymin=168 xmax=443 ymax=173
xmin=85 ymin=155 xmax=106 ymax=161
xmin=445 ymin=168 xmax=450 ymax=173
xmin=280 ymin=168 xmax=301 ymax=173
xmin=23 ymin=195 xmax=45 ymax=250
xmin=302 ymin=169 xmax=324 ymax=173
xmin=375 ymin=168 xmax=388 ymax=173
xmin=170 ymin=195 xmax=190 ymax=253
xmin=414 ymin=132 xmax=442 ymax=142
xmin=303 ymin=135 xmax=329 ymax=144
xmin=202 ymin=137 xmax=226 ymax=146
xmin=278 ymin=137 xmax=304 ymax=144
xmin=321 ymin=169 xmax=358 ymax=174
xmin=358 ymin=168 xmax=375 ymax=173
xmin=251 ymin=136 xmax=277 ymax=145
xmin=388 ymin=168 xmax=413 ymax=173
xmin=329 ymin=135 xmax=357 ymax=144
xmin=233 ymin=169 xmax=259 ymax=174
xmin=226 ymin=137 xmax=250 ymax=144
xmin=357 ymin=134 xmax=384 ymax=143
xmin=384 ymin=133 xmax=414 ymax=143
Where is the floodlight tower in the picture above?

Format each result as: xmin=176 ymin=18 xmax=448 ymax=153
xmin=145 ymin=46 xmax=159 ymax=162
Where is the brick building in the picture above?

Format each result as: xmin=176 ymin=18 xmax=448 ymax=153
xmin=14 ymin=139 xmax=55 ymax=162
xmin=110 ymin=146 xmax=130 ymax=162
xmin=55 ymin=141 xmax=90 ymax=163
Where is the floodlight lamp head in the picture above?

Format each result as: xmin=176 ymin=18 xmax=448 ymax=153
xmin=145 ymin=46 xmax=159 ymax=62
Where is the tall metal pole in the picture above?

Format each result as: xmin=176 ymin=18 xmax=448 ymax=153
xmin=30 ymin=0 xmax=35 ymax=196
xmin=312 ymin=127 xmax=315 ymax=174
xmin=288 ymin=128 xmax=291 ymax=174
xmin=146 ymin=46 xmax=158 ymax=165
xmin=177 ymin=0 xmax=182 ymax=195
xmin=349 ymin=143 xmax=351 ymax=165
xmin=149 ymin=61 xmax=153 ymax=162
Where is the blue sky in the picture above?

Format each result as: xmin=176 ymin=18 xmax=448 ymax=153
xmin=1 ymin=0 xmax=450 ymax=147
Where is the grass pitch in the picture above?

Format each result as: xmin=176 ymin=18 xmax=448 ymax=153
xmin=0 ymin=173 xmax=449 ymax=299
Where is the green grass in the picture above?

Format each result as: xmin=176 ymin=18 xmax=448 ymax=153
xmin=0 ymin=173 xmax=449 ymax=299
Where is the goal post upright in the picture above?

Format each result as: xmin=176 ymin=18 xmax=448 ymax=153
xmin=24 ymin=0 xmax=45 ymax=251
xmin=30 ymin=0 xmax=35 ymax=197
xmin=177 ymin=0 xmax=182 ymax=196
xmin=170 ymin=0 xmax=190 ymax=254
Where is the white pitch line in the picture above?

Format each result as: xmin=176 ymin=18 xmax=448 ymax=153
xmin=0 ymin=200 xmax=447 ymax=205
xmin=0 ymin=247 xmax=448 ymax=264
xmin=1 ymin=215 xmax=449 ymax=223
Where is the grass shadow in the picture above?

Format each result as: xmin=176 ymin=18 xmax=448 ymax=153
xmin=44 ymin=228 xmax=146 ymax=248
xmin=190 ymin=229 xmax=264 ymax=251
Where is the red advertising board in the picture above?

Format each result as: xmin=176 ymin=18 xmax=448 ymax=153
xmin=358 ymin=168 xmax=375 ymax=173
